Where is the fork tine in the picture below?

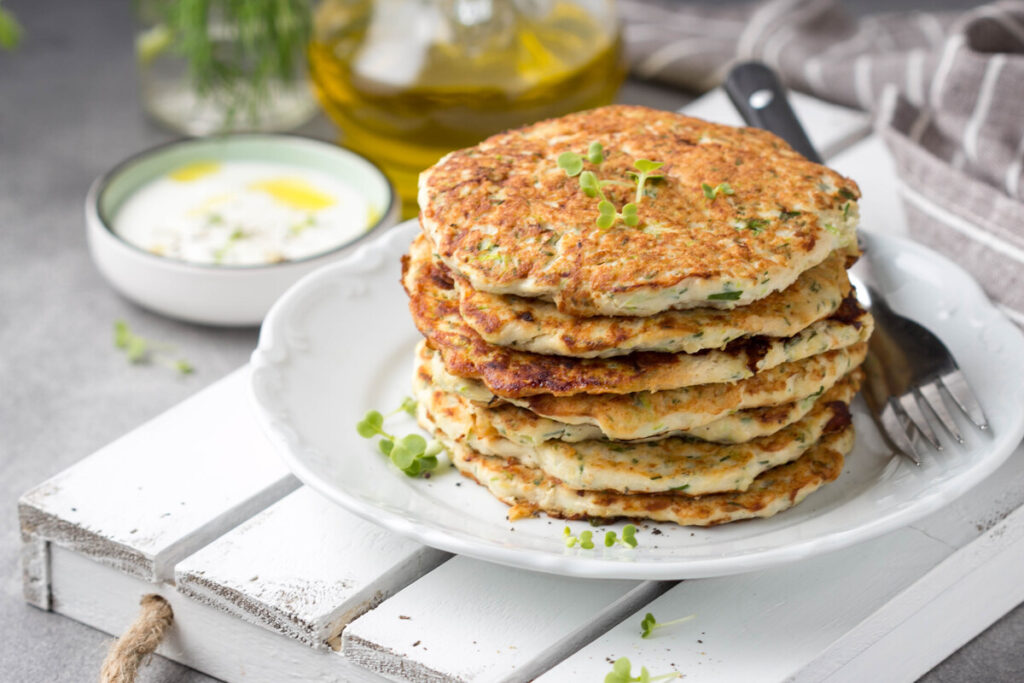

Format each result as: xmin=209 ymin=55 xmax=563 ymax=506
xmin=940 ymin=369 xmax=989 ymax=430
xmin=881 ymin=400 xmax=922 ymax=465
xmin=919 ymin=382 xmax=964 ymax=443
xmin=899 ymin=393 xmax=942 ymax=450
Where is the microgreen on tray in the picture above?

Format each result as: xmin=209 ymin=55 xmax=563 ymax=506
xmin=605 ymin=657 xmax=680 ymax=683
xmin=640 ymin=612 xmax=696 ymax=639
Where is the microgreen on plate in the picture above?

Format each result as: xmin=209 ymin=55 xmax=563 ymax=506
xmin=356 ymin=398 xmax=441 ymax=477
xmin=701 ymin=182 xmax=734 ymax=200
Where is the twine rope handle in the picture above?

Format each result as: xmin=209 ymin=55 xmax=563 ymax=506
xmin=99 ymin=594 xmax=174 ymax=683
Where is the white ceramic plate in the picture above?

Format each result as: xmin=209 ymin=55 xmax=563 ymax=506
xmin=250 ymin=220 xmax=1024 ymax=579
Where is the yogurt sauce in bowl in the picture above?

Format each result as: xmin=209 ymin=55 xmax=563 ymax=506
xmin=87 ymin=134 xmax=397 ymax=325
xmin=114 ymin=160 xmax=377 ymax=266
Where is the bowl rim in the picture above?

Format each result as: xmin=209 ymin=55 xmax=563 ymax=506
xmin=87 ymin=132 xmax=398 ymax=273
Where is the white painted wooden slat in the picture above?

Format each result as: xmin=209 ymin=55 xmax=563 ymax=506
xmin=176 ymin=487 xmax=450 ymax=649
xmin=808 ymin=505 xmax=1024 ymax=683
xmin=536 ymin=527 xmax=951 ymax=682
xmin=538 ymin=445 xmax=1024 ymax=683
xmin=19 ymin=368 xmax=296 ymax=590
xmin=48 ymin=545 xmax=388 ymax=683
xmin=794 ymin=449 xmax=1024 ymax=682
xmin=682 ymin=88 xmax=871 ymax=158
xmin=342 ymin=557 xmax=670 ymax=683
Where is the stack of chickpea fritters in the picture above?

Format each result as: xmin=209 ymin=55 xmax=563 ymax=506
xmin=403 ymin=105 xmax=872 ymax=526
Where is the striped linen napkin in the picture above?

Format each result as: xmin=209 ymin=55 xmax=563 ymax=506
xmin=623 ymin=0 xmax=1024 ymax=325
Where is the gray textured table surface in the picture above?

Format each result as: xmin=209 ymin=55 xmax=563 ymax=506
xmin=1 ymin=1 xmax=1021 ymax=681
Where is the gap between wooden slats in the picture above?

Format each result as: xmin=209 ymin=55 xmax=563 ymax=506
xmin=175 ymin=487 xmax=450 ymax=649
xmin=343 ymin=556 xmax=673 ymax=683
xmin=19 ymin=369 xmax=298 ymax=601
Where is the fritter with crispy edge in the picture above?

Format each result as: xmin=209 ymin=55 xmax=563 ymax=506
xmin=419 ymin=105 xmax=860 ymax=317
xmin=414 ymin=340 xmax=864 ymax=444
xmin=454 ymin=250 xmax=852 ymax=358
xmin=424 ymin=418 xmax=855 ymax=525
xmin=417 ymin=367 xmax=858 ymax=495
xmin=403 ymin=233 xmax=872 ymax=398
xmin=424 ymin=342 xmax=867 ymax=441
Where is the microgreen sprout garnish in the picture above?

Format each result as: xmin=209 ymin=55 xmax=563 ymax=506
xmin=640 ymin=612 xmax=697 ymax=639
xmin=289 ymin=215 xmax=316 ymax=236
xmin=604 ymin=657 xmax=680 ymax=683
xmin=213 ymin=228 xmax=247 ymax=263
xmin=564 ymin=528 xmax=595 ymax=549
xmin=701 ymin=182 xmax=734 ymax=200
xmin=114 ymin=320 xmax=147 ymax=363
xmin=557 ymin=142 xmax=605 ymax=178
xmin=708 ymin=290 xmax=743 ymax=301
xmin=356 ymin=399 xmax=441 ymax=477
xmin=628 ymin=159 xmax=665 ymax=204
xmin=558 ymin=151 xmax=584 ymax=177
xmin=579 ymin=170 xmax=635 ymax=229
xmin=113 ymin=320 xmax=194 ymax=375
xmin=0 ymin=2 xmax=22 ymax=51
xmin=394 ymin=396 xmax=419 ymax=417
xmin=565 ymin=524 xmax=638 ymax=549
xmin=558 ymin=145 xmax=664 ymax=229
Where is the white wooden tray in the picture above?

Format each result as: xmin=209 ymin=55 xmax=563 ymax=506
xmin=20 ymin=91 xmax=1024 ymax=683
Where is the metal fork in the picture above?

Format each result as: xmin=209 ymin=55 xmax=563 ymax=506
xmin=724 ymin=61 xmax=990 ymax=464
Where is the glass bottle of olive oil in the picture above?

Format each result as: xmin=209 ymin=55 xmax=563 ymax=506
xmin=309 ymin=0 xmax=625 ymax=215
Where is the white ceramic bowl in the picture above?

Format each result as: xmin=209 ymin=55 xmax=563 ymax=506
xmin=86 ymin=134 xmax=398 ymax=326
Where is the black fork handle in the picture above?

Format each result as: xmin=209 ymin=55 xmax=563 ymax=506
xmin=724 ymin=61 xmax=824 ymax=164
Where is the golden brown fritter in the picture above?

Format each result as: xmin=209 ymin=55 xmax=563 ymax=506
xmin=413 ymin=340 xmax=864 ymax=444
xmin=455 ymin=250 xmax=852 ymax=357
xmin=419 ymin=104 xmax=861 ymax=317
xmin=417 ymin=368 xmax=859 ymax=495
xmin=403 ymin=232 xmax=872 ymax=398
xmin=426 ymin=421 xmax=854 ymax=526
xmin=505 ymin=345 xmax=866 ymax=439
xmin=422 ymin=341 xmax=868 ymax=441
xmin=416 ymin=340 xmax=864 ymax=444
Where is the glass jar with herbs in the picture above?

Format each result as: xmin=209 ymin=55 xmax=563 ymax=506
xmin=136 ymin=0 xmax=318 ymax=135
xmin=309 ymin=0 xmax=625 ymax=215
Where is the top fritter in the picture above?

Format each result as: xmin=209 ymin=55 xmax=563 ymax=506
xmin=419 ymin=105 xmax=861 ymax=318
